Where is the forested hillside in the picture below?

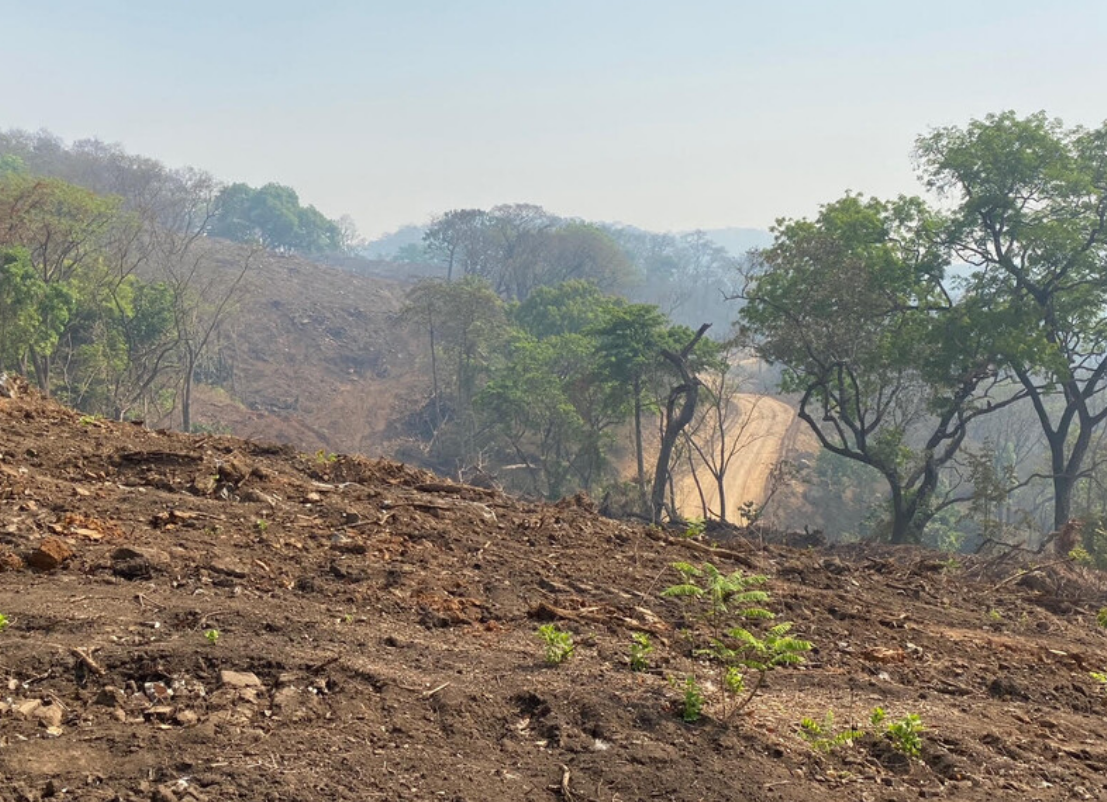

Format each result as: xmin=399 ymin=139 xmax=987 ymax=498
xmin=6 ymin=114 xmax=1107 ymax=564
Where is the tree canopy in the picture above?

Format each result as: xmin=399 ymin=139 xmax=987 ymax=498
xmin=916 ymin=111 xmax=1107 ymax=531
xmin=208 ymin=182 xmax=343 ymax=254
xmin=740 ymin=194 xmax=1021 ymax=543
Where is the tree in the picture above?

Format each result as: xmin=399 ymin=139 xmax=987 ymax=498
xmin=167 ymin=242 xmax=256 ymax=432
xmin=0 ymin=174 xmax=120 ymax=393
xmin=917 ymin=111 xmax=1107 ymax=531
xmin=423 ymin=209 xmax=492 ymax=281
xmin=422 ymin=206 xmax=634 ymax=299
xmin=740 ymin=194 xmax=1020 ymax=544
xmin=208 ymin=182 xmax=342 ymax=254
xmin=0 ymin=247 xmax=73 ymax=374
xmin=476 ymin=332 xmax=590 ymax=498
xmin=477 ymin=281 xmax=631 ymax=496
xmin=591 ymin=304 xmax=672 ymax=503
xmin=650 ymin=323 xmax=713 ymax=521
xmin=679 ymin=338 xmax=765 ymax=522
xmin=402 ymin=277 xmax=510 ymax=467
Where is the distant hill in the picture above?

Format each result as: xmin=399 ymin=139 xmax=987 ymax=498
xmin=359 ymin=224 xmax=426 ymax=259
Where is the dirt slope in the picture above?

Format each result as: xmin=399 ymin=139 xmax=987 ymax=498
xmin=675 ymin=394 xmax=797 ymax=521
xmin=2 ymin=383 xmax=1107 ymax=802
xmin=177 ymin=242 xmax=425 ymax=456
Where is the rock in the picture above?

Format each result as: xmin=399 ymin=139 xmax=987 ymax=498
xmin=219 ymin=670 xmax=262 ymax=689
xmin=111 ymin=546 xmax=170 ymax=580
xmin=26 ymin=537 xmax=74 ymax=571
xmin=151 ymin=785 xmax=179 ymax=802
xmin=0 ymin=550 xmax=24 ymax=571
xmin=988 ymin=676 xmax=1029 ymax=700
xmin=175 ymin=709 xmax=199 ymax=726
xmin=330 ymin=534 xmax=367 ymax=554
xmin=113 ymin=546 xmax=170 ymax=568
xmin=94 ymin=686 xmax=126 ymax=707
xmin=239 ymin=488 xmax=276 ymax=505
xmin=143 ymin=705 xmax=175 ymax=722
xmin=217 ymin=459 xmax=250 ymax=487
xmin=144 ymin=681 xmax=173 ymax=703
xmin=14 ymin=698 xmax=43 ymax=719
xmin=207 ymin=557 xmax=248 ymax=578
xmin=33 ymin=703 xmax=64 ymax=729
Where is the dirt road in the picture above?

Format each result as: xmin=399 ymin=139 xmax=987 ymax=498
xmin=675 ymin=393 xmax=796 ymax=521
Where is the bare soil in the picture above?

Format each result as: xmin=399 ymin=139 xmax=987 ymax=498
xmin=2 ymin=382 xmax=1107 ymax=802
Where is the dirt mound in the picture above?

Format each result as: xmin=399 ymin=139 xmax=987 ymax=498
xmin=2 ymin=387 xmax=1107 ymax=801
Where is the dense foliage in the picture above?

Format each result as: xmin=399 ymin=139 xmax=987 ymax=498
xmin=742 ymin=111 xmax=1107 ymax=545
xmin=401 ymin=277 xmax=720 ymax=518
xmin=209 ymin=182 xmax=343 ymax=254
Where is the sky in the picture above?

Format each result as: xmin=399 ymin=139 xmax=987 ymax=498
xmin=4 ymin=1 xmax=1107 ymax=239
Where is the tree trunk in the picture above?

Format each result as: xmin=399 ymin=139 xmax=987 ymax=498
xmin=181 ymin=353 xmax=195 ymax=433
xmin=633 ymin=376 xmax=646 ymax=506
xmin=428 ymin=317 xmax=441 ymax=427
xmin=29 ymin=348 xmax=50 ymax=396
xmin=650 ymin=324 xmax=711 ymax=522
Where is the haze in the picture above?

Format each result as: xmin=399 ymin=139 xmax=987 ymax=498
xmin=4 ymin=0 xmax=1106 ymax=238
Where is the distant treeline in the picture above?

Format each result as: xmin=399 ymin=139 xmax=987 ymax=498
xmin=0 ymin=130 xmax=350 ymax=256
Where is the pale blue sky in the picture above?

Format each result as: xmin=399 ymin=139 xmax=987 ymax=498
xmin=4 ymin=1 xmax=1106 ymax=237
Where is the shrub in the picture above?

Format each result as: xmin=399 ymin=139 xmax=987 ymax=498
xmin=662 ymin=561 xmax=812 ymax=718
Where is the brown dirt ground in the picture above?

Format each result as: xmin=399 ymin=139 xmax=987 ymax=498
xmin=3 ymin=381 xmax=1107 ymax=802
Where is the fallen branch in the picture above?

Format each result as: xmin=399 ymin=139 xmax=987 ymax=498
xmin=643 ymin=528 xmax=756 ymax=569
xmin=70 ymin=647 xmax=106 ymax=677
xmin=558 ymin=764 xmax=574 ymax=801
xmin=528 ymin=600 xmax=668 ymax=637
xmin=990 ymin=559 xmax=1069 ymax=592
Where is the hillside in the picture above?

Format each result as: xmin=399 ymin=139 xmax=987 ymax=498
xmin=2 ymin=382 xmax=1107 ymax=801
xmin=177 ymin=241 xmax=424 ymax=457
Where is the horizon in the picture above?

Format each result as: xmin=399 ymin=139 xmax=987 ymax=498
xmin=5 ymin=1 xmax=1107 ymax=238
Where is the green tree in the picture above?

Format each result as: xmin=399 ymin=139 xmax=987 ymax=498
xmin=740 ymin=194 xmax=1020 ymax=543
xmin=591 ymin=303 xmax=672 ymax=504
xmin=423 ymin=208 xmax=495 ymax=281
xmin=402 ymin=277 xmax=510 ymax=467
xmin=209 ymin=182 xmax=341 ymax=254
xmin=917 ymin=111 xmax=1107 ymax=531
xmin=0 ymin=175 xmax=119 ymax=393
xmin=0 ymin=247 xmax=73 ymax=373
xmin=475 ymin=282 xmax=634 ymax=497
xmin=476 ymin=332 xmax=589 ymax=497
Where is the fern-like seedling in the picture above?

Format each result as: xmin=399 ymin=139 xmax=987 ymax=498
xmin=661 ymin=562 xmax=771 ymax=642
xmin=537 ymin=624 xmax=575 ymax=665
xmin=630 ymin=632 xmax=653 ymax=671
xmin=885 ymin=713 xmax=924 ymax=758
xmin=670 ymin=675 xmax=704 ymax=722
xmin=662 ymin=562 xmax=812 ymax=718
xmin=799 ymin=710 xmax=863 ymax=753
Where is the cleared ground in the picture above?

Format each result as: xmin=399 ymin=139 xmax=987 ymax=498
xmin=2 ymin=384 xmax=1107 ymax=802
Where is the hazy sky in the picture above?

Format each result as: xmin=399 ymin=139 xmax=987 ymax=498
xmin=4 ymin=1 xmax=1107 ymax=238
